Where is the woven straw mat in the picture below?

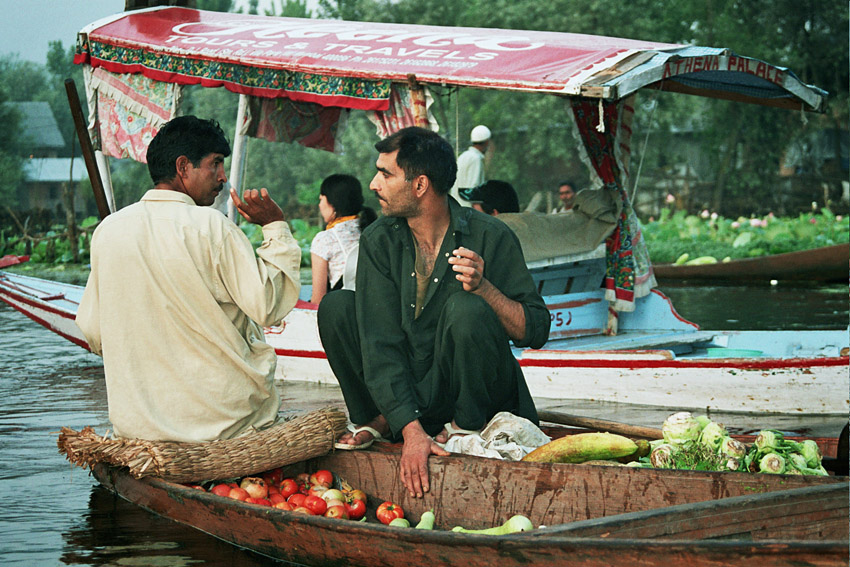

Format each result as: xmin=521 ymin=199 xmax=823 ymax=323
xmin=57 ymin=407 xmax=347 ymax=483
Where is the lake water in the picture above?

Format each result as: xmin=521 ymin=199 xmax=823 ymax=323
xmin=0 ymin=282 xmax=847 ymax=566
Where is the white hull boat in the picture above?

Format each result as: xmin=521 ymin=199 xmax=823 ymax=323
xmin=2 ymin=268 xmax=846 ymax=416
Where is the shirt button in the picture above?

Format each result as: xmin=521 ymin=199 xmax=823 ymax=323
xmin=410 ymin=304 xmax=415 ymax=308
xmin=433 ymin=278 xmax=438 ymax=283
xmin=411 ymin=272 xmax=415 ymax=277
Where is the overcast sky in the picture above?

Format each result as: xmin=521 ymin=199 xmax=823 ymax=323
xmin=0 ymin=0 xmax=309 ymax=66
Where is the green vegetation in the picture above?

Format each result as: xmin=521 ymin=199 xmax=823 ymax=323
xmin=642 ymin=208 xmax=849 ymax=264
xmin=1 ymin=0 xmax=846 ymax=230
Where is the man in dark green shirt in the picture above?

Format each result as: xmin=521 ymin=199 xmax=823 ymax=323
xmin=318 ymin=127 xmax=549 ymax=498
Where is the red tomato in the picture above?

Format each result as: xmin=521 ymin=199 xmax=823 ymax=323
xmin=269 ymin=493 xmax=288 ymax=505
xmin=345 ymin=498 xmax=366 ymax=520
xmin=309 ymin=469 xmax=333 ymax=488
xmin=376 ymin=501 xmax=404 ymax=525
xmin=262 ymin=467 xmax=284 ymax=486
xmin=287 ymin=493 xmax=307 ymax=508
xmin=279 ymin=478 xmax=299 ymax=500
xmin=304 ymin=495 xmax=328 ymax=516
xmin=211 ymin=484 xmax=232 ymax=497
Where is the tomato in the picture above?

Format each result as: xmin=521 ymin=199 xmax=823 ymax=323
xmin=211 ymin=484 xmax=232 ymax=497
xmin=262 ymin=467 xmax=284 ymax=486
xmin=287 ymin=493 xmax=307 ymax=508
xmin=376 ymin=501 xmax=404 ymax=525
xmin=304 ymin=495 xmax=328 ymax=516
xmin=279 ymin=478 xmax=299 ymax=500
xmin=309 ymin=469 xmax=333 ymax=488
xmin=269 ymin=493 xmax=288 ymax=506
xmin=345 ymin=498 xmax=367 ymax=520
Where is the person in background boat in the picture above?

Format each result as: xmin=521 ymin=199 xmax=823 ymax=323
xmin=467 ymin=180 xmax=520 ymax=216
xmin=449 ymin=124 xmax=491 ymax=207
xmin=551 ymin=180 xmax=576 ymax=213
xmin=309 ymin=174 xmax=377 ymax=304
xmin=318 ymin=127 xmax=549 ymax=498
xmin=76 ymin=115 xmax=302 ymax=443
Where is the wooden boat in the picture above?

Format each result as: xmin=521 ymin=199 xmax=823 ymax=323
xmin=90 ymin=441 xmax=849 ymax=567
xmin=653 ymin=243 xmax=850 ymax=283
xmin=2 ymin=268 xmax=848 ymax=415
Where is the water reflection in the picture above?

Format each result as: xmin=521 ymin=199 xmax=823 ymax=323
xmin=657 ymin=282 xmax=848 ymax=330
xmin=61 ymin=486 xmax=273 ymax=566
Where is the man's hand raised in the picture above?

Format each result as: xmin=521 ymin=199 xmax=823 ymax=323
xmin=231 ymin=188 xmax=284 ymax=226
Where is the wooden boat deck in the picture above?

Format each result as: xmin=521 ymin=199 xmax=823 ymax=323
xmin=277 ymin=380 xmax=847 ymax=458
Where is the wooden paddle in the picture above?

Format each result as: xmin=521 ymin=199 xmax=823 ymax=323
xmin=537 ymin=409 xmax=663 ymax=440
xmin=65 ymin=78 xmax=111 ymax=220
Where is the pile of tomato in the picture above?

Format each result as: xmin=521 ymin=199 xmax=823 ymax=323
xmin=187 ymin=467 xmax=402 ymax=524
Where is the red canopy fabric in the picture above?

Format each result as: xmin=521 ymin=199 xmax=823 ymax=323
xmin=75 ymin=7 xmax=680 ymax=110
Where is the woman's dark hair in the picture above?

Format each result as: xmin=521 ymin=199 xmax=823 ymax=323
xmin=374 ymin=127 xmax=457 ymax=195
xmin=320 ymin=174 xmax=376 ymax=231
xmin=146 ymin=116 xmax=231 ymax=184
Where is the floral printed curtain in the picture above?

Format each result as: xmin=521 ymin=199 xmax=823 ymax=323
xmin=83 ymin=66 xmax=182 ymax=163
xmin=569 ymin=96 xmax=656 ymax=326
xmin=367 ymin=84 xmax=438 ymax=137
xmin=243 ymin=96 xmax=348 ymax=153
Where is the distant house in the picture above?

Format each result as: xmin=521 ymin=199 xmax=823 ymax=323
xmin=5 ymin=101 xmax=89 ymax=215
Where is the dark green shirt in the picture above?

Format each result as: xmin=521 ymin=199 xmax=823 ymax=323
xmin=354 ymin=199 xmax=550 ymax=434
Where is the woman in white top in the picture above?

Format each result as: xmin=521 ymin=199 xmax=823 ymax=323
xmin=310 ymin=174 xmax=376 ymax=304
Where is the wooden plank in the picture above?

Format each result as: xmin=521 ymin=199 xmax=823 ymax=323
xmin=543 ymin=483 xmax=848 ymax=540
xmin=537 ymin=410 xmax=663 ymax=439
xmin=309 ymin=446 xmax=843 ymax=530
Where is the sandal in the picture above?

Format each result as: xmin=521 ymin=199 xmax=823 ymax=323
xmin=436 ymin=421 xmax=482 ymax=444
xmin=334 ymin=424 xmax=385 ymax=451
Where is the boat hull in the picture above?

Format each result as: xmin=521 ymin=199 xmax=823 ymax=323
xmin=2 ymin=271 xmax=847 ymax=415
xmin=91 ymin=447 xmax=848 ymax=567
xmin=653 ymin=243 xmax=850 ymax=282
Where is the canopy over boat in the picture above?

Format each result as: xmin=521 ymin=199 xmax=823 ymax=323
xmin=72 ymin=7 xmax=830 ymax=316
xmin=75 ymin=6 xmax=826 ymax=112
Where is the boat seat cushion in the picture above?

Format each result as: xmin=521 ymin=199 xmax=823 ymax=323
xmin=499 ymin=187 xmax=621 ymax=264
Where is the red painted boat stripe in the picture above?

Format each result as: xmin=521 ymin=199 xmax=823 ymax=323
xmin=275 ymin=348 xmax=327 ymax=359
xmin=519 ymin=356 xmax=849 ymax=369
xmin=547 ymin=297 xmax=601 ymax=310
xmin=0 ymin=296 xmax=90 ymax=351
xmin=0 ymin=289 xmax=76 ymax=320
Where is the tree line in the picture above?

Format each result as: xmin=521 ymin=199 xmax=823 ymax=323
xmin=0 ymin=0 xmax=846 ymax=238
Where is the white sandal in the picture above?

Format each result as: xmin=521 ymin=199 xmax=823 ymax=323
xmin=334 ymin=424 xmax=385 ymax=451
xmin=440 ymin=421 xmax=482 ymax=441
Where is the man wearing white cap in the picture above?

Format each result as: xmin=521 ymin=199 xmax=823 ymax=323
xmin=450 ymin=125 xmax=491 ymax=207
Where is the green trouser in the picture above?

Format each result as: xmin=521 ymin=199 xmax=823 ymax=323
xmin=317 ymin=290 xmax=537 ymax=438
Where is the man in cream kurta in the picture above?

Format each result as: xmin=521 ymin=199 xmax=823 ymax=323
xmin=76 ymin=116 xmax=301 ymax=443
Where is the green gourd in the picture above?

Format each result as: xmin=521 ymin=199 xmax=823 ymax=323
xmin=451 ymin=515 xmax=534 ymax=535
xmin=415 ymin=509 xmax=435 ymax=530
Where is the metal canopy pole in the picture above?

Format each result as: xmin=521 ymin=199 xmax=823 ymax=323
xmin=227 ymin=94 xmax=249 ymax=222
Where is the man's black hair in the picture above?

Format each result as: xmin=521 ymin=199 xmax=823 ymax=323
xmin=475 ymin=180 xmax=520 ymax=214
xmin=374 ymin=127 xmax=457 ymax=195
xmin=146 ymin=116 xmax=231 ymax=184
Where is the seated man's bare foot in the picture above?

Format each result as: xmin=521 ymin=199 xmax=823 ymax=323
xmin=335 ymin=415 xmax=390 ymax=450
xmin=434 ymin=420 xmax=482 ymax=444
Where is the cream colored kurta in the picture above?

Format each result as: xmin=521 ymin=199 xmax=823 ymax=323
xmin=76 ymin=190 xmax=302 ymax=442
